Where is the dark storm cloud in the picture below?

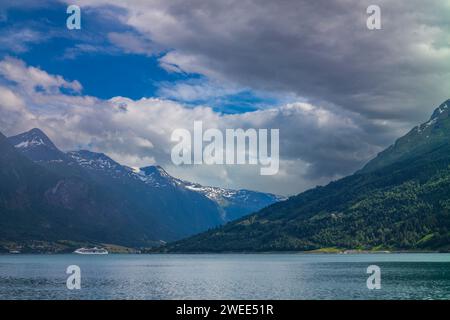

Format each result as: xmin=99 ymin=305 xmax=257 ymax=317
xmin=149 ymin=0 xmax=450 ymax=121
xmin=2 ymin=0 xmax=449 ymax=194
xmin=93 ymin=0 xmax=447 ymax=180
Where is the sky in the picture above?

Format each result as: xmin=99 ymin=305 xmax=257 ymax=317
xmin=0 ymin=0 xmax=449 ymax=195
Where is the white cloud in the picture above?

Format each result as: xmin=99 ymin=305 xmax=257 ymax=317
xmin=107 ymin=31 xmax=156 ymax=56
xmin=158 ymin=80 xmax=237 ymax=102
xmin=0 ymin=57 xmax=82 ymax=94
xmin=0 ymin=58 xmax=392 ymax=195
xmin=0 ymin=28 xmax=47 ymax=53
xmin=60 ymin=0 xmax=450 ymax=125
xmin=0 ymin=86 xmax=27 ymax=112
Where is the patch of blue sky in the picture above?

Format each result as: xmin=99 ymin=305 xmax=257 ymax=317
xmin=184 ymin=89 xmax=282 ymax=114
xmin=0 ymin=3 xmax=285 ymax=113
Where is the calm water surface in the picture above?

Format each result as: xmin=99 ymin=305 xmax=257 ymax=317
xmin=1 ymin=253 xmax=450 ymax=300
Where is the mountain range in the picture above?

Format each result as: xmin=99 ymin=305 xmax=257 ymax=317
xmin=0 ymin=128 xmax=281 ymax=252
xmin=160 ymin=100 xmax=450 ymax=253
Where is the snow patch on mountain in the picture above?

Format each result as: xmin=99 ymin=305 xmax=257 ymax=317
xmin=417 ymin=118 xmax=437 ymax=134
xmin=14 ymin=137 xmax=45 ymax=149
xmin=68 ymin=151 xmax=120 ymax=171
xmin=67 ymin=150 xmax=132 ymax=179
xmin=130 ymin=166 xmax=178 ymax=188
xmin=8 ymin=128 xmax=66 ymax=162
xmin=128 ymin=165 xmax=284 ymax=220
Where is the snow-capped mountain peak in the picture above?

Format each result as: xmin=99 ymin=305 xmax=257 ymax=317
xmin=141 ymin=165 xmax=171 ymax=178
xmin=132 ymin=165 xmax=177 ymax=187
xmin=415 ymin=100 xmax=450 ymax=135
xmin=126 ymin=164 xmax=284 ymax=220
xmin=430 ymin=100 xmax=450 ymax=120
xmin=67 ymin=150 xmax=130 ymax=178
xmin=10 ymin=128 xmax=56 ymax=150
xmin=8 ymin=128 xmax=66 ymax=162
xmin=178 ymin=180 xmax=285 ymax=221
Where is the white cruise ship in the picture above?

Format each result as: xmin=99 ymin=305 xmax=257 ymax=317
xmin=74 ymin=247 xmax=108 ymax=255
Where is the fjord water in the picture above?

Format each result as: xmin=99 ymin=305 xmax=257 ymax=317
xmin=1 ymin=254 xmax=449 ymax=300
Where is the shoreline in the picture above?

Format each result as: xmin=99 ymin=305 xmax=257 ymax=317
xmin=0 ymin=249 xmax=447 ymax=255
xmin=2 ymin=240 xmax=447 ymax=255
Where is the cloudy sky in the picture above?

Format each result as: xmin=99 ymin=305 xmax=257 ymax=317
xmin=0 ymin=0 xmax=449 ymax=195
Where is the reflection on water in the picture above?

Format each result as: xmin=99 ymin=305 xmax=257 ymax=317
xmin=1 ymin=253 xmax=450 ymax=300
